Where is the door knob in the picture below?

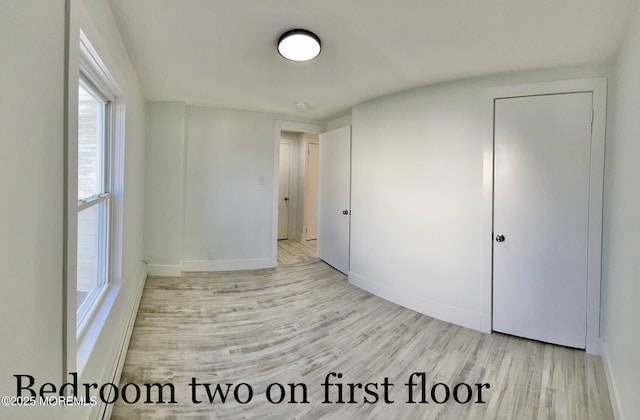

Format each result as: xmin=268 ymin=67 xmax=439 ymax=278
xmin=495 ymin=234 xmax=505 ymax=243
xmin=284 ymin=197 xmax=289 ymax=201
xmin=342 ymin=210 xmax=349 ymax=215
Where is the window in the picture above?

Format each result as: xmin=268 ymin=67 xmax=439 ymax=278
xmin=76 ymin=74 xmax=112 ymax=324
xmin=67 ymin=29 xmax=125 ymax=375
xmin=69 ymin=30 xmax=124 ymax=345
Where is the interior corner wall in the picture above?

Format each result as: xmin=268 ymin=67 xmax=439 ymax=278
xmin=326 ymin=114 xmax=352 ymax=130
xmin=600 ymin=6 xmax=640 ymax=419
xmin=350 ymin=63 xmax=612 ymax=332
xmin=0 ymin=1 xmax=66 ymax=419
xmin=144 ymin=102 xmax=186 ymax=267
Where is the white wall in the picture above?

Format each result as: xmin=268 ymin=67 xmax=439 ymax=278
xmin=600 ymin=6 xmax=640 ymax=419
xmin=0 ymin=2 xmax=66 ymax=418
xmin=183 ymin=107 xmax=309 ymax=269
xmin=144 ymin=106 xmax=319 ymax=272
xmin=349 ymin=63 xmax=612 ymax=331
xmin=144 ymin=102 xmax=186 ymax=266
xmin=0 ymin=1 xmax=147 ymax=419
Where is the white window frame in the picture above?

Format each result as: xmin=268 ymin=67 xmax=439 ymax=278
xmin=76 ymin=72 xmax=113 ymax=325
xmin=66 ymin=29 xmax=125 ymax=375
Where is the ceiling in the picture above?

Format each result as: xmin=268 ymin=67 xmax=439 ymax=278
xmin=108 ymin=0 xmax=638 ymax=121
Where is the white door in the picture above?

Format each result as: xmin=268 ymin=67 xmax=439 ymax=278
xmin=318 ymin=126 xmax=351 ymax=274
xmin=278 ymin=143 xmax=290 ymax=240
xmin=493 ymin=93 xmax=592 ymax=349
xmin=304 ymin=142 xmax=319 ymax=240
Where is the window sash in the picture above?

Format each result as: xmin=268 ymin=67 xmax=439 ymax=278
xmin=76 ymin=71 xmax=113 ymax=326
xmin=78 ymin=72 xmax=112 ymax=200
xmin=76 ymin=199 xmax=110 ymax=323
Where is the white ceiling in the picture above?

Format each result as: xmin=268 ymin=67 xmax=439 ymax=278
xmin=108 ymin=0 xmax=638 ymax=121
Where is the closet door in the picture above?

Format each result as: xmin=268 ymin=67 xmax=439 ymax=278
xmin=493 ymin=93 xmax=592 ymax=348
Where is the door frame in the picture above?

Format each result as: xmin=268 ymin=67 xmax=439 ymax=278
xmin=302 ymin=139 xmax=320 ymax=242
xmin=278 ymin=142 xmax=292 ymax=240
xmin=272 ymin=121 xmax=323 ymax=266
xmin=481 ymin=78 xmax=607 ymax=354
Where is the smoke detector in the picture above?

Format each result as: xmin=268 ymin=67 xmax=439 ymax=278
xmin=295 ymin=101 xmax=310 ymax=110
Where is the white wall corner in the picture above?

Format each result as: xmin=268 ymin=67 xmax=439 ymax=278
xmin=600 ymin=340 xmax=625 ymax=420
xmin=326 ymin=114 xmax=353 ymax=131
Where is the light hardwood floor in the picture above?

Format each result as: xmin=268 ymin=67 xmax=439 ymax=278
xmin=277 ymin=239 xmax=317 ymax=265
xmin=112 ymin=243 xmax=613 ymax=419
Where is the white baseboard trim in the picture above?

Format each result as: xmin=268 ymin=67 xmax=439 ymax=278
xmin=98 ymin=261 xmax=147 ymax=420
xmin=148 ymin=263 xmax=182 ymax=277
xmin=181 ymin=258 xmax=272 ymax=272
xmin=348 ymin=271 xmax=482 ymax=332
xmin=147 ymin=258 xmax=275 ymax=277
xmin=600 ymin=340 xmax=625 ymax=420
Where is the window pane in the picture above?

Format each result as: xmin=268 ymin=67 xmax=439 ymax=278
xmin=78 ymin=84 xmax=105 ymax=200
xmin=77 ymin=201 xmax=108 ymax=314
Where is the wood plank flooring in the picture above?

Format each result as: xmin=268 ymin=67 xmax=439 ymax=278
xmin=277 ymin=239 xmax=317 ymax=265
xmin=112 ymin=244 xmax=613 ymax=419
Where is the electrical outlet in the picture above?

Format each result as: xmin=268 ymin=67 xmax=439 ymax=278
xmin=207 ymin=251 xmax=215 ymax=260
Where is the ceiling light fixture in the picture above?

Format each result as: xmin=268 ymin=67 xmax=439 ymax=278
xmin=277 ymin=29 xmax=321 ymax=62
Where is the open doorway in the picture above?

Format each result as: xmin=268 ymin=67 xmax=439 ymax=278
xmin=273 ymin=122 xmax=322 ymax=266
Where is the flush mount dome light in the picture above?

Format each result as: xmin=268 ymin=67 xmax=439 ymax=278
xmin=277 ymin=29 xmax=321 ymax=61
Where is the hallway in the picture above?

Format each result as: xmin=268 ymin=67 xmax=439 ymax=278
xmin=277 ymin=239 xmax=317 ymax=266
